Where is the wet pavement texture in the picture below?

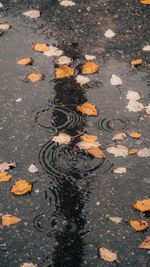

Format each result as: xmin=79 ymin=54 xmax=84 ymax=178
xmin=0 ymin=0 xmax=150 ymax=267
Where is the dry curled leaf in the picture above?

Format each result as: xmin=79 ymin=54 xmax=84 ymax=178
xmin=2 ymin=214 xmax=21 ymax=226
xmin=11 ymin=180 xmax=32 ymax=196
xmin=139 ymin=236 xmax=150 ymax=250
xmin=137 ymin=148 xmax=150 ymax=157
xmin=33 ymin=43 xmax=49 ymax=52
xmin=0 ymin=23 xmax=11 ymax=30
xmin=43 ymin=46 xmax=63 ymax=57
xmin=131 ymin=59 xmax=143 ymax=66
xmin=129 ymin=132 xmax=142 ymax=139
xmin=0 ymin=161 xmax=16 ymax=172
xmin=130 ymin=220 xmax=149 ymax=231
xmin=28 ymin=164 xmax=38 ymax=173
xmin=0 ymin=172 xmax=12 ymax=182
xmin=57 ymin=56 xmax=72 ymax=65
xmin=20 ymin=263 xmax=37 ymax=267
xmin=52 ymin=132 xmax=71 ymax=145
xmin=128 ymin=148 xmax=138 ymax=155
xmin=140 ymin=0 xmax=150 ymax=4
xmin=17 ymin=57 xmax=33 ymax=66
xmin=99 ymin=247 xmax=117 ymax=262
xmin=77 ymin=102 xmax=97 ymax=116
xmin=59 ymin=0 xmax=76 ymax=7
xmin=82 ymin=61 xmax=99 ymax=74
xmin=27 ymin=73 xmax=44 ymax=82
xmin=23 ymin=10 xmax=41 ymax=19
xmin=80 ymin=134 xmax=97 ymax=143
xmin=113 ymin=167 xmax=127 ymax=174
xmin=87 ymin=147 xmax=105 ymax=159
xmin=112 ymin=132 xmax=126 ymax=141
xmin=110 ymin=74 xmax=122 ymax=86
xmin=106 ymin=216 xmax=122 ymax=224
xmin=106 ymin=145 xmax=128 ymax=157
xmin=75 ymin=75 xmax=90 ymax=85
xmin=134 ymin=199 xmax=150 ymax=212
xmin=55 ymin=64 xmax=75 ymax=78
xmin=104 ymin=29 xmax=116 ymax=38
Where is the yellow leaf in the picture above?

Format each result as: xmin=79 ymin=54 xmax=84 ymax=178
xmin=129 ymin=132 xmax=142 ymax=139
xmin=55 ymin=64 xmax=75 ymax=78
xmin=99 ymin=247 xmax=117 ymax=262
xmin=0 ymin=172 xmax=12 ymax=182
xmin=2 ymin=214 xmax=21 ymax=226
xmin=131 ymin=59 xmax=143 ymax=66
xmin=11 ymin=180 xmax=32 ymax=195
xmin=77 ymin=102 xmax=98 ymax=116
xmin=17 ymin=57 xmax=33 ymax=66
xmin=130 ymin=220 xmax=149 ymax=231
xmin=140 ymin=0 xmax=150 ymax=4
xmin=82 ymin=61 xmax=99 ymax=74
xmin=87 ymin=147 xmax=105 ymax=159
xmin=80 ymin=134 xmax=97 ymax=143
xmin=134 ymin=199 xmax=150 ymax=212
xmin=139 ymin=236 xmax=150 ymax=250
xmin=128 ymin=148 xmax=138 ymax=155
xmin=27 ymin=73 xmax=44 ymax=82
xmin=33 ymin=43 xmax=49 ymax=52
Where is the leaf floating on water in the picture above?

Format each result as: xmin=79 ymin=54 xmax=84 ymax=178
xmin=126 ymin=90 xmax=141 ymax=101
xmin=142 ymin=45 xmax=150 ymax=51
xmin=0 ymin=172 xmax=12 ymax=182
xmin=75 ymin=75 xmax=90 ymax=85
xmin=99 ymin=247 xmax=117 ymax=262
xmin=82 ymin=61 xmax=99 ymax=74
xmin=0 ymin=23 xmax=11 ymax=30
xmin=27 ymin=73 xmax=45 ymax=82
xmin=77 ymin=141 xmax=100 ymax=150
xmin=33 ymin=43 xmax=49 ymax=52
xmin=112 ymin=132 xmax=126 ymax=141
xmin=129 ymin=132 xmax=142 ymax=139
xmin=77 ymin=102 xmax=98 ymax=116
xmin=131 ymin=59 xmax=143 ymax=66
xmin=106 ymin=145 xmax=128 ymax=157
xmin=85 ymin=54 xmax=96 ymax=61
xmin=23 ymin=10 xmax=41 ymax=19
xmin=43 ymin=46 xmax=63 ymax=57
xmin=87 ymin=147 xmax=105 ymax=159
xmin=20 ymin=263 xmax=37 ymax=267
xmin=52 ymin=133 xmax=71 ymax=145
xmin=139 ymin=236 xmax=150 ymax=250
xmin=17 ymin=57 xmax=33 ymax=66
xmin=130 ymin=220 xmax=149 ymax=231
xmin=110 ymin=74 xmax=122 ymax=86
xmin=55 ymin=64 xmax=75 ymax=78
xmin=11 ymin=180 xmax=32 ymax=196
xmin=127 ymin=100 xmax=144 ymax=112
xmin=2 ymin=214 xmax=21 ymax=226
xmin=128 ymin=148 xmax=138 ymax=155
xmin=28 ymin=164 xmax=38 ymax=173
xmin=80 ymin=134 xmax=97 ymax=143
xmin=0 ymin=161 xmax=16 ymax=172
xmin=113 ymin=167 xmax=127 ymax=174
xmin=106 ymin=216 xmax=122 ymax=224
xmin=137 ymin=148 xmax=150 ymax=157
xmin=134 ymin=199 xmax=150 ymax=212
xmin=59 ymin=0 xmax=76 ymax=7
xmin=140 ymin=0 xmax=150 ymax=4
xmin=104 ymin=29 xmax=116 ymax=38
xmin=57 ymin=56 xmax=72 ymax=65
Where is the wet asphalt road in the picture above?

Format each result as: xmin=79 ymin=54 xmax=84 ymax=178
xmin=0 ymin=0 xmax=150 ymax=267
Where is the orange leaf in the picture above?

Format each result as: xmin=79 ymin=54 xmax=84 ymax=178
xmin=140 ymin=0 xmax=150 ymax=4
xmin=139 ymin=236 xmax=150 ymax=249
xmin=82 ymin=61 xmax=99 ymax=74
xmin=11 ymin=180 xmax=32 ymax=195
xmin=55 ymin=64 xmax=75 ymax=78
xmin=87 ymin=147 xmax=105 ymax=159
xmin=80 ymin=134 xmax=97 ymax=143
xmin=77 ymin=102 xmax=98 ymax=116
xmin=130 ymin=220 xmax=149 ymax=231
xmin=131 ymin=59 xmax=143 ymax=66
xmin=2 ymin=214 xmax=21 ymax=226
xmin=33 ymin=43 xmax=49 ymax=52
xmin=129 ymin=132 xmax=142 ymax=139
xmin=128 ymin=148 xmax=138 ymax=155
xmin=17 ymin=57 xmax=33 ymax=66
xmin=99 ymin=247 xmax=117 ymax=262
xmin=0 ymin=172 xmax=12 ymax=182
xmin=134 ymin=199 xmax=150 ymax=212
xmin=27 ymin=73 xmax=44 ymax=82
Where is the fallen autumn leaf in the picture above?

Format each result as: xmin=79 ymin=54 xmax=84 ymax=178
xmin=99 ymin=247 xmax=117 ymax=262
xmin=77 ymin=102 xmax=98 ymax=116
xmin=52 ymin=132 xmax=71 ymax=145
xmin=17 ymin=57 xmax=33 ymax=66
xmin=107 ymin=145 xmax=128 ymax=157
xmin=23 ymin=10 xmax=41 ymax=19
xmin=55 ymin=64 xmax=75 ymax=78
xmin=11 ymin=180 xmax=32 ymax=195
xmin=82 ymin=61 xmax=99 ymax=74
xmin=110 ymin=74 xmax=122 ymax=86
xmin=139 ymin=236 xmax=150 ymax=249
xmin=0 ymin=172 xmax=12 ymax=182
xmin=2 ymin=214 xmax=21 ymax=226
xmin=134 ymin=199 xmax=150 ymax=212
xmin=130 ymin=220 xmax=149 ymax=231
xmin=27 ymin=73 xmax=45 ymax=82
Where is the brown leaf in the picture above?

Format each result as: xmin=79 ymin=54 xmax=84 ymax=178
xmin=140 ymin=0 xmax=150 ymax=4
xmin=80 ymin=134 xmax=97 ymax=143
xmin=131 ymin=59 xmax=143 ymax=66
xmin=82 ymin=61 xmax=99 ymax=74
xmin=134 ymin=199 xmax=150 ymax=212
xmin=17 ymin=57 xmax=33 ymax=66
xmin=0 ymin=172 xmax=12 ymax=182
xmin=130 ymin=220 xmax=149 ymax=231
xmin=139 ymin=236 xmax=150 ymax=249
xmin=77 ymin=102 xmax=97 ymax=116
xmin=27 ymin=73 xmax=45 ymax=82
xmin=128 ymin=148 xmax=138 ymax=155
xmin=2 ymin=214 xmax=21 ymax=226
xmin=129 ymin=132 xmax=142 ymax=139
xmin=52 ymin=132 xmax=71 ymax=145
xmin=0 ymin=161 xmax=16 ymax=172
xmin=0 ymin=23 xmax=11 ymax=30
xmin=33 ymin=43 xmax=49 ymax=52
xmin=11 ymin=180 xmax=32 ymax=195
xmin=55 ymin=64 xmax=75 ymax=78
xmin=99 ymin=247 xmax=117 ymax=262
xmin=107 ymin=216 xmax=122 ymax=224
xmin=87 ymin=147 xmax=105 ymax=159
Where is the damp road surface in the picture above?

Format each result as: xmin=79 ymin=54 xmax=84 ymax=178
xmin=0 ymin=1 xmax=150 ymax=267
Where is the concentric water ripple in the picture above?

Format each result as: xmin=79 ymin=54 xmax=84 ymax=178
xmin=98 ymin=117 xmax=130 ymax=132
